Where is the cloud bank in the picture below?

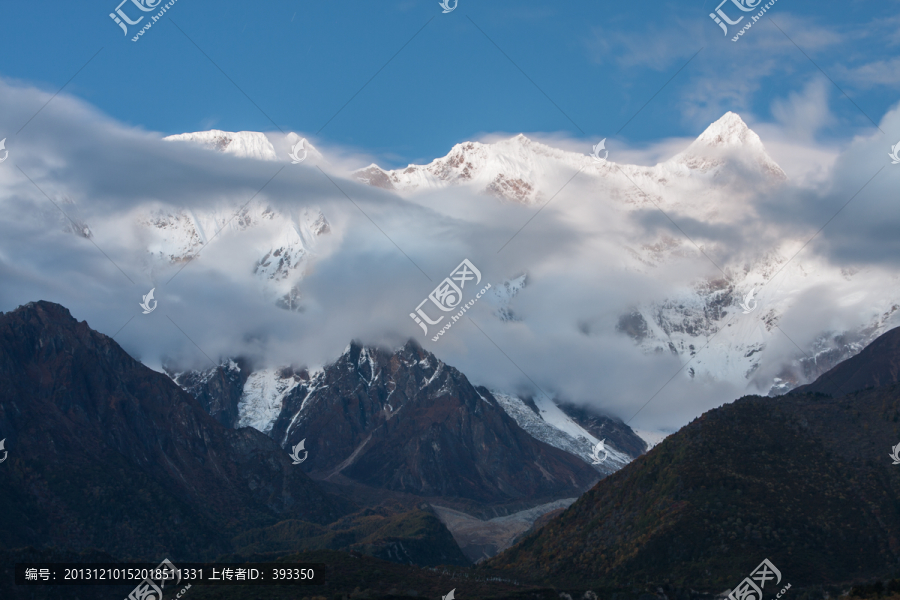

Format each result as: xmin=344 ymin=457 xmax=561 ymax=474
xmin=1 ymin=78 xmax=899 ymax=432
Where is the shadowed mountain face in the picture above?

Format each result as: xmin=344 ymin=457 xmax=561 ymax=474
xmin=555 ymin=400 xmax=647 ymax=457
xmin=272 ymin=342 xmax=601 ymax=505
xmin=0 ymin=301 xmax=355 ymax=560
xmin=791 ymin=326 xmax=900 ymax=396
xmin=484 ymin=327 xmax=900 ymax=589
xmin=167 ymin=358 xmax=251 ymax=428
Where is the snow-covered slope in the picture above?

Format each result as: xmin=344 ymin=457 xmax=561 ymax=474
xmin=165 ymin=130 xmax=279 ymax=161
xmin=670 ymin=111 xmax=786 ymax=180
xmin=615 ymin=256 xmax=899 ymax=394
xmin=236 ymin=368 xmax=303 ymax=434
xmin=491 ymin=392 xmax=632 ymax=473
xmin=351 ymin=113 xmax=897 ymax=395
xmin=135 ymin=130 xmax=329 ymax=307
xmin=353 ymin=134 xmax=555 ymax=203
xmin=139 ymin=202 xmax=329 ymax=308
xmin=633 ymin=429 xmax=671 ymax=452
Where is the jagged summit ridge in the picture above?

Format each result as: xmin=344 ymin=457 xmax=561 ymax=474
xmin=171 ymin=339 xmax=646 ymax=486
xmin=165 ymin=129 xmax=278 ymax=161
xmin=353 ymin=112 xmax=786 ymax=202
xmin=353 ymin=133 xmax=569 ymax=203
xmin=164 ymin=129 xmax=324 ymax=163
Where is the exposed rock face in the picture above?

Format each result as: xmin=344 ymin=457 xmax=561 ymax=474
xmin=0 ymin=301 xmax=354 ymax=560
xmin=167 ymin=358 xmax=250 ymax=428
xmin=270 ymin=341 xmax=601 ymax=504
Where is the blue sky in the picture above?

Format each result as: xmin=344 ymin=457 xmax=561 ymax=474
xmin=2 ymin=1 xmax=899 ymax=168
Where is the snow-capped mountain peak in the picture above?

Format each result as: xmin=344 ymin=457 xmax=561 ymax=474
xmin=353 ymin=112 xmax=785 ymax=203
xmin=164 ymin=129 xmax=279 ymax=161
xmin=353 ymin=134 xmax=578 ymax=204
xmin=694 ymin=111 xmax=759 ymax=149
xmin=670 ymin=112 xmax=786 ymax=180
xmin=164 ymin=129 xmax=323 ymax=164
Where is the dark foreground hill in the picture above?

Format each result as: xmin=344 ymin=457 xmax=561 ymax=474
xmin=0 ymin=301 xmax=465 ymax=567
xmin=0 ymin=301 xmax=357 ymax=559
xmin=483 ymin=326 xmax=900 ymax=589
xmin=791 ymin=325 xmax=900 ymax=396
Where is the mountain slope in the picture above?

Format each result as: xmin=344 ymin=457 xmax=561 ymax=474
xmin=0 ymin=301 xmax=354 ymax=560
xmin=166 ymin=358 xmax=250 ymax=428
xmin=791 ymin=325 xmax=900 ymax=396
xmin=269 ymin=342 xmax=602 ymax=505
xmin=231 ymin=505 xmax=470 ymax=566
xmin=174 ymin=358 xmax=647 ymax=479
xmin=483 ymin=328 xmax=900 ymax=588
xmin=488 ymin=392 xmax=637 ymax=474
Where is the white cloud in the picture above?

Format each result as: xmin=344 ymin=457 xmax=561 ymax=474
xmin=2 ymin=78 xmax=900 ymax=434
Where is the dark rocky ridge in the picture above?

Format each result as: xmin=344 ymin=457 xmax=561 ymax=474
xmin=166 ymin=357 xmax=250 ymax=428
xmin=272 ymin=341 xmax=602 ymax=505
xmin=0 ymin=301 xmax=355 ymax=560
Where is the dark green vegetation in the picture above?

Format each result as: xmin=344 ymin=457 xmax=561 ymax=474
xmin=231 ymin=506 xmax=469 ymax=566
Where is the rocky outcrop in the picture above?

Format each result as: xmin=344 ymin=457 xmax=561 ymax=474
xmin=271 ymin=341 xmax=601 ymax=504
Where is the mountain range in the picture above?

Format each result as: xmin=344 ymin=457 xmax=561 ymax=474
xmin=154 ymin=114 xmax=900 ymax=407
xmin=0 ymin=301 xmax=639 ymax=569
xmin=5 ymin=109 xmax=900 ymax=598
xmin=7 ymin=300 xmax=900 ymax=597
xmin=167 ymin=339 xmax=645 ymax=561
xmin=0 ymin=301 xmax=470 ymax=568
